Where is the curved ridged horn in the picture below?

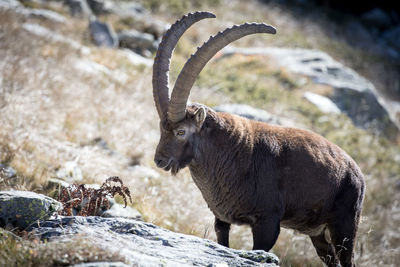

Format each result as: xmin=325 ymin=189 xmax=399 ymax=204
xmin=152 ymin=11 xmax=216 ymax=119
xmin=168 ymin=23 xmax=276 ymax=123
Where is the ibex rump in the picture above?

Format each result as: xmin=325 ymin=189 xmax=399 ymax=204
xmin=152 ymin=12 xmax=365 ymax=267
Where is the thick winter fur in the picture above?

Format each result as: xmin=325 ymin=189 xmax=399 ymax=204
xmin=155 ymin=104 xmax=365 ymax=267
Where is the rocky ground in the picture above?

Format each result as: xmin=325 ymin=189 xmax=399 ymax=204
xmin=1 ymin=0 xmax=399 ymax=266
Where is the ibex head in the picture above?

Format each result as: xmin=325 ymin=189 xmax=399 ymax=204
xmin=155 ymin=105 xmax=206 ymax=175
xmin=153 ymin=12 xmax=276 ymax=175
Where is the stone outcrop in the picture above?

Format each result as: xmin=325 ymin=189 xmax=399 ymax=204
xmin=0 ymin=191 xmax=61 ymax=229
xmin=64 ymin=0 xmax=92 ymax=18
xmin=215 ymin=104 xmax=281 ymax=125
xmin=28 ymin=216 xmax=280 ymax=267
xmin=0 ymin=189 xmax=279 ymax=266
xmin=222 ymin=47 xmax=399 ymax=137
xmin=118 ymin=29 xmax=158 ymax=57
xmin=89 ymin=18 xmax=118 ymax=47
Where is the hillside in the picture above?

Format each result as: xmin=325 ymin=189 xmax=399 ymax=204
xmin=1 ymin=0 xmax=399 ymax=266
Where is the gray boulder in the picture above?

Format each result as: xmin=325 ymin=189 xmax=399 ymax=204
xmin=383 ymin=26 xmax=400 ymax=51
xmin=0 ymin=164 xmax=17 ymax=180
xmin=29 ymin=216 xmax=279 ymax=267
xmin=72 ymin=262 xmax=130 ymax=267
xmin=87 ymin=0 xmax=113 ymax=15
xmin=23 ymin=23 xmax=90 ymax=53
xmin=215 ymin=104 xmax=281 ymax=125
xmin=108 ymin=1 xmax=147 ymax=18
xmin=0 ymin=1 xmax=66 ymax=23
xmin=222 ymin=47 xmax=399 ymax=136
xmin=0 ymin=0 xmax=21 ymax=9
xmin=89 ymin=18 xmax=118 ymax=47
xmin=64 ymin=0 xmax=92 ymax=18
xmin=118 ymin=29 xmax=157 ymax=57
xmin=361 ymin=8 xmax=393 ymax=29
xmin=0 ymin=191 xmax=61 ymax=229
xmin=27 ymin=8 xmax=67 ymax=23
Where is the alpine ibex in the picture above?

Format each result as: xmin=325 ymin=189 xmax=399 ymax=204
xmin=152 ymin=12 xmax=365 ymax=267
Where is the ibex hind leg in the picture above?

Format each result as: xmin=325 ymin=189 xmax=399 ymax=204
xmin=328 ymin=210 xmax=361 ymax=267
xmin=328 ymin=177 xmax=364 ymax=267
xmin=310 ymin=227 xmax=340 ymax=267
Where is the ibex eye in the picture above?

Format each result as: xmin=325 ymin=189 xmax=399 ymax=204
xmin=176 ymin=130 xmax=185 ymax=136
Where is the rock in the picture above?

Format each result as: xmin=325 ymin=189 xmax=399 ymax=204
xmin=383 ymin=26 xmax=400 ymax=51
xmin=89 ymin=18 xmax=118 ymax=47
xmin=101 ymin=203 xmax=142 ymax=220
xmin=108 ymin=1 xmax=147 ymax=18
xmin=47 ymin=177 xmax=70 ymax=189
xmin=28 ymin=216 xmax=279 ymax=266
xmin=342 ymin=19 xmax=374 ymax=48
xmin=27 ymin=8 xmax=67 ymax=23
xmin=73 ymin=58 xmax=112 ymax=75
xmin=118 ymin=29 xmax=157 ymax=57
xmin=0 ymin=0 xmax=21 ymax=9
xmin=0 ymin=164 xmax=17 ymax=180
xmin=87 ymin=0 xmax=113 ymax=15
xmin=303 ymin=92 xmax=341 ymax=114
xmin=56 ymin=160 xmax=83 ymax=182
xmin=23 ymin=23 xmax=90 ymax=54
xmin=361 ymin=8 xmax=393 ymax=29
xmin=215 ymin=104 xmax=281 ymax=125
xmin=0 ymin=191 xmax=61 ymax=230
xmin=64 ymin=0 xmax=92 ymax=18
xmin=222 ymin=47 xmax=399 ymax=136
xmin=120 ymin=49 xmax=153 ymax=67
xmin=128 ymin=165 xmax=160 ymax=180
xmin=72 ymin=262 xmax=130 ymax=267
xmin=0 ymin=1 xmax=66 ymax=23
xmin=141 ymin=19 xmax=168 ymax=40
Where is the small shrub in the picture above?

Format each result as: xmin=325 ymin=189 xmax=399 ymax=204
xmin=58 ymin=176 xmax=132 ymax=216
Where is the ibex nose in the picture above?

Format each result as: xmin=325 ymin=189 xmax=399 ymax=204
xmin=154 ymin=155 xmax=166 ymax=168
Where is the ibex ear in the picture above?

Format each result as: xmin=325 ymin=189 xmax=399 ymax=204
xmin=194 ymin=106 xmax=206 ymax=129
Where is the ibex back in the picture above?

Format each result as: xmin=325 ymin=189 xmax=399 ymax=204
xmin=152 ymin=12 xmax=365 ymax=267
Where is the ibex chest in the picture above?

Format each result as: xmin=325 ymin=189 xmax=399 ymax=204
xmin=189 ymin=166 xmax=259 ymax=225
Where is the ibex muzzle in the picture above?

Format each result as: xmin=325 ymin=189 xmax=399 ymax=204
xmin=152 ymin=12 xmax=365 ymax=267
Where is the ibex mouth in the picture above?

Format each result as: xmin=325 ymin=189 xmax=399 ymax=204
xmin=162 ymin=158 xmax=180 ymax=175
xmin=163 ymin=158 xmax=174 ymax=171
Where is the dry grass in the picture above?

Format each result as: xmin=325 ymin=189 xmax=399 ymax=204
xmin=0 ymin=229 xmax=128 ymax=266
xmin=1 ymin=1 xmax=399 ymax=266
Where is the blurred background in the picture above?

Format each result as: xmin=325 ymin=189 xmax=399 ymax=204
xmin=0 ymin=0 xmax=399 ymax=266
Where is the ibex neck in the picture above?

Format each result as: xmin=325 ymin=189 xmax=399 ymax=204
xmin=189 ymin=112 xmax=254 ymax=183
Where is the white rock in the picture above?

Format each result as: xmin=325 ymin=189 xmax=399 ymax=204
xmin=215 ymin=104 xmax=281 ymax=124
xmin=74 ymin=59 xmax=111 ymax=75
xmin=28 ymin=9 xmax=67 ymax=23
xmin=56 ymin=160 xmax=83 ymax=182
xmin=102 ymin=203 xmax=142 ymax=219
xmin=22 ymin=23 xmax=90 ymax=54
xmin=121 ymin=49 xmax=153 ymax=67
xmin=304 ymin=92 xmax=341 ymax=114
xmin=128 ymin=165 xmax=160 ymax=180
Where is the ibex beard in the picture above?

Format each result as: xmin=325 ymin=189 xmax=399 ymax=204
xmin=152 ymin=12 xmax=365 ymax=267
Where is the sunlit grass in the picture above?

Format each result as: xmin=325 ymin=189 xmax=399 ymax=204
xmin=1 ymin=1 xmax=399 ymax=266
xmin=0 ymin=229 xmax=128 ymax=266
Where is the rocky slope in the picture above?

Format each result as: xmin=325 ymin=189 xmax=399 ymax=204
xmin=0 ymin=190 xmax=279 ymax=266
xmin=1 ymin=0 xmax=399 ymax=266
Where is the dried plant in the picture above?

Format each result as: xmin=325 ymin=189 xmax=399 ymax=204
xmin=58 ymin=176 xmax=132 ymax=216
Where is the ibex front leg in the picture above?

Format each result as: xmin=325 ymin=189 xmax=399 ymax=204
xmin=251 ymin=217 xmax=280 ymax=251
xmin=215 ymin=217 xmax=231 ymax=247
